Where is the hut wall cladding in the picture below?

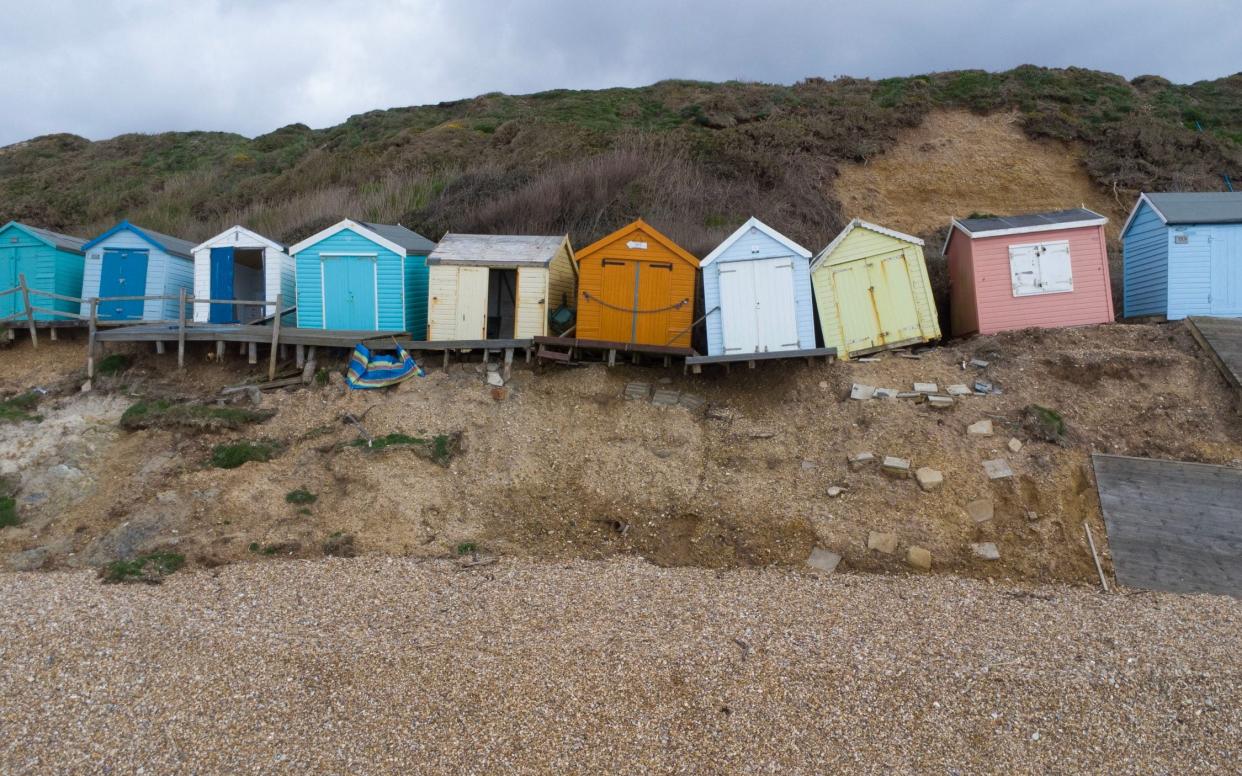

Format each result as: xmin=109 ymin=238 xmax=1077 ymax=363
xmin=191 ymin=227 xmax=294 ymax=323
xmin=811 ymin=224 xmax=939 ymax=359
xmin=575 ymin=221 xmax=698 ymax=347
xmin=546 ymin=241 xmax=577 ymax=319
xmin=294 ymin=227 xmax=410 ymax=331
xmin=950 ymin=225 xmax=1114 ymax=336
xmin=1122 ymin=200 xmax=1170 ymax=318
xmin=81 ymin=229 xmax=193 ymax=321
xmin=0 ymin=223 xmax=84 ymax=321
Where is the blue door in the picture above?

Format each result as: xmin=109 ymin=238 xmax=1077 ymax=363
xmin=323 ymin=256 xmax=377 ymax=329
xmin=0 ymin=248 xmax=16 ymax=319
xmin=209 ymin=247 xmax=237 ymax=323
xmin=99 ymin=249 xmax=149 ymax=320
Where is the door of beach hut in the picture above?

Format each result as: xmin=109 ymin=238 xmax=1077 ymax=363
xmin=719 ymin=261 xmax=758 ymax=353
xmin=870 ymin=252 xmax=922 ymax=345
xmin=1210 ymin=231 xmax=1242 ymax=315
xmin=209 ymin=247 xmax=237 ymax=323
xmin=99 ymin=248 xmax=148 ymax=320
xmin=753 ymin=257 xmax=798 ymax=352
xmin=634 ymin=261 xmax=674 ymax=345
xmin=323 ymin=256 xmax=376 ymax=330
xmin=598 ymin=259 xmax=638 ymax=342
xmin=0 ymin=247 xmax=18 ymax=318
xmin=455 ymin=266 xmax=489 ymax=339
xmin=829 ymin=262 xmax=880 ymax=353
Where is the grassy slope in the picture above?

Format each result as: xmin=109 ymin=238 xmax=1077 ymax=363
xmin=1 ymin=66 xmax=1239 ymax=256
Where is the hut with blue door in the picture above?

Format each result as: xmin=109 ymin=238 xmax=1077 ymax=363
xmin=288 ymin=219 xmax=436 ymax=333
xmin=700 ymin=217 xmax=816 ymax=357
xmin=0 ymin=221 xmax=87 ymax=321
xmin=1122 ymin=192 xmax=1242 ymax=319
xmin=80 ymin=221 xmax=196 ymax=321
xmin=192 ymin=225 xmax=295 ymax=324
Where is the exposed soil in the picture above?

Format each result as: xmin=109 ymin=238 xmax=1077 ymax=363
xmin=834 ymin=110 xmax=1129 ymax=241
xmin=2 ymin=319 xmax=1239 ymax=584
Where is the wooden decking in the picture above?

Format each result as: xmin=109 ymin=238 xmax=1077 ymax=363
xmin=1092 ymin=453 xmax=1242 ymax=596
xmin=685 ymin=347 xmax=836 ymax=372
xmin=96 ymin=323 xmax=404 ymax=347
xmin=1185 ymin=316 xmax=1242 ymax=410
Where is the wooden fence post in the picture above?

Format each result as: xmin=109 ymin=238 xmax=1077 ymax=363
xmin=87 ymin=299 xmax=98 ymax=379
xmin=268 ymin=294 xmax=283 ymax=380
xmin=177 ymin=289 xmax=187 ymax=370
xmin=17 ymin=274 xmax=36 ymax=349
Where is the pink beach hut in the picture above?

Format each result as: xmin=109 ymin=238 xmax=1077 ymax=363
xmin=944 ymin=208 xmax=1114 ymax=336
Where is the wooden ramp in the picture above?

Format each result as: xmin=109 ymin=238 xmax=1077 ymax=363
xmin=1185 ymin=316 xmax=1242 ymax=409
xmin=1092 ymin=453 xmax=1242 ymax=596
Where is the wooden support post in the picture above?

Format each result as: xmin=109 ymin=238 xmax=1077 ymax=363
xmin=608 ymin=349 xmax=616 ymax=367
xmin=86 ymin=299 xmax=98 ymax=379
xmin=524 ymin=347 xmax=531 ymax=364
xmin=442 ymin=350 xmax=450 ymax=369
xmin=268 ymin=293 xmax=283 ymax=380
xmin=664 ymin=356 xmax=671 ymax=368
xmin=216 ymin=340 xmax=225 ymax=360
xmin=503 ymin=348 xmax=514 ymax=381
xmin=239 ymin=342 xmax=246 ymax=356
xmin=49 ymin=327 xmax=57 ymax=341
xmin=17 ymin=274 xmax=37 ymax=349
xmin=155 ymin=341 xmax=166 ymax=355
xmin=296 ymin=344 xmax=305 ymax=368
xmin=747 ymin=360 xmax=755 ymax=369
xmin=177 ymin=288 xmax=187 ymax=370
xmin=691 ymin=363 xmax=702 ymax=375
xmin=279 ymin=344 xmax=288 ymax=360
xmin=248 ymin=342 xmax=257 ymax=365
xmin=631 ymin=353 xmax=639 ymax=365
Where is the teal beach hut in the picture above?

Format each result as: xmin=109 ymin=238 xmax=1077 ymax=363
xmin=80 ymin=221 xmax=196 ymax=321
xmin=0 ymin=221 xmax=87 ymax=321
xmin=288 ymin=219 xmax=437 ymax=334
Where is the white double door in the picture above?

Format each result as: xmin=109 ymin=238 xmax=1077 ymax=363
xmin=718 ymin=257 xmax=799 ymax=354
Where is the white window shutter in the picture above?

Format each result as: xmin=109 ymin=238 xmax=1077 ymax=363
xmin=1009 ymin=245 xmax=1041 ymax=297
xmin=1037 ymin=241 xmax=1073 ymax=293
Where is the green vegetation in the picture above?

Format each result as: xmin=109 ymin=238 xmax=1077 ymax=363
xmin=99 ymin=552 xmax=185 ymax=584
xmin=285 ymin=488 xmax=318 ymax=505
xmin=1023 ymin=405 xmax=1068 ymax=443
xmin=120 ymin=400 xmax=274 ymax=431
xmin=455 ymin=541 xmax=478 ymax=556
xmin=323 ymin=531 xmax=356 ymax=558
xmin=2 ymin=68 xmax=1236 ymax=258
xmin=0 ymin=392 xmax=41 ymax=424
xmin=0 ymin=496 xmax=18 ymax=528
xmin=95 ymin=353 xmax=131 ymax=376
xmin=349 ymin=432 xmax=459 ymax=466
xmin=210 ymin=440 xmax=280 ymax=469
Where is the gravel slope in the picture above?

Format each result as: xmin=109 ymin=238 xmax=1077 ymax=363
xmin=1 ymin=559 xmax=1239 ymax=774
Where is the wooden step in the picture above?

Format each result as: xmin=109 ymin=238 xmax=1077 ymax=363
xmin=537 ymin=346 xmax=571 ymax=362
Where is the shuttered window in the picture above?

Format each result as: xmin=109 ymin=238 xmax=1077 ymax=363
xmin=1010 ymin=240 xmax=1072 ymax=297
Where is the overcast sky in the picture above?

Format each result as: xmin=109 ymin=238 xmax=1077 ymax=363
xmin=1 ymin=0 xmax=1237 ymax=146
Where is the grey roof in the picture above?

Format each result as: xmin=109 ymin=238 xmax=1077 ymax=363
xmin=1144 ymin=192 xmax=1242 ymax=225
xmin=132 ymin=224 xmax=197 ymax=259
xmin=20 ymin=223 xmax=88 ymax=254
xmin=358 ymin=221 xmax=437 ymax=254
xmin=426 ymin=234 xmax=568 ymax=267
xmin=955 ymin=208 xmax=1106 ymax=236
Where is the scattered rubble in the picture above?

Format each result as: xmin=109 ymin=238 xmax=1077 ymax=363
xmin=971 ymin=542 xmax=1001 ymax=561
xmin=623 ymin=382 xmax=651 ymax=401
xmin=805 ymin=547 xmax=841 ymax=573
xmin=914 ymin=382 xmax=938 ymax=394
xmin=966 ymin=499 xmax=995 ymax=524
xmin=850 ymin=383 xmax=876 ymax=401
xmin=867 ymin=531 xmax=898 ymax=554
xmin=906 ymin=546 xmax=932 ymax=570
xmin=946 ymin=384 xmax=971 ymax=396
xmin=982 ymin=459 xmax=1015 ymax=480
xmin=915 ymin=467 xmax=944 ymax=492
xmin=926 ymin=395 xmax=954 ymax=409
xmin=882 ymin=456 xmax=911 ymax=478
xmin=826 ymin=486 xmax=844 ymax=498
xmin=1008 ymin=438 xmax=1023 ymax=453
xmin=967 ymin=419 xmax=994 ymax=436
xmin=848 ymin=452 xmax=876 ymax=470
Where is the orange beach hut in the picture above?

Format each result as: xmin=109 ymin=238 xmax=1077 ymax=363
xmin=574 ymin=219 xmax=699 ymax=348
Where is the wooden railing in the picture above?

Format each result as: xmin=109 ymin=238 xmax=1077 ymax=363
xmin=1 ymin=274 xmax=295 ymax=380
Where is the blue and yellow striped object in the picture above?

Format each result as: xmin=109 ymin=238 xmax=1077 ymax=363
xmin=345 ymin=343 xmax=423 ymax=390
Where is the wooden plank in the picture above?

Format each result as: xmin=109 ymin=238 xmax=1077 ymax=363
xmin=397 ymin=338 xmax=533 ymax=351
xmin=86 ymin=299 xmax=98 ymax=379
xmin=177 ymin=289 xmax=187 ymax=370
xmin=533 ymin=335 xmax=693 ymax=357
xmin=268 ymin=294 xmax=283 ymax=381
xmin=1092 ymin=453 xmax=1242 ymax=596
xmin=685 ymin=347 xmax=837 ymax=365
xmin=18 ymin=274 xmax=36 ymax=348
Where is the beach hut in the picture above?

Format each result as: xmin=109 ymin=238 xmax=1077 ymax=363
xmin=0 ymin=221 xmax=86 ymax=321
xmin=192 ymin=225 xmax=295 ymax=324
xmin=1122 ymin=192 xmax=1242 ymax=319
xmin=288 ymin=219 xmax=436 ymax=334
xmin=574 ymin=219 xmax=698 ymax=349
xmin=944 ymin=208 xmax=1113 ymax=336
xmin=425 ymin=234 xmax=576 ymax=341
xmin=810 ymin=219 xmax=940 ymax=359
xmin=80 ymin=221 xmax=196 ymax=321
xmin=700 ymin=217 xmax=815 ymax=356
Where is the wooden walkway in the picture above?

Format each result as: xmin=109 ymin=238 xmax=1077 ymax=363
xmin=1185 ymin=316 xmax=1242 ymax=410
xmin=1092 ymin=453 xmax=1242 ymax=596
xmin=684 ymin=347 xmax=836 ymax=373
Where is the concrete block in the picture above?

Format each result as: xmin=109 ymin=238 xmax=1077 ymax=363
xmin=1008 ymin=438 xmax=1023 ymax=453
xmin=651 ymin=388 xmax=681 ymax=407
xmin=850 ymin=383 xmax=876 ymax=400
xmin=906 ymin=546 xmax=932 ymax=570
xmin=867 ymin=531 xmax=899 ymax=554
xmin=882 ymin=456 xmax=912 ymax=477
xmin=624 ymin=382 xmax=651 ymax=400
xmin=971 ymin=542 xmax=1001 ymax=561
xmin=806 ymin=547 xmax=842 ymax=574
xmin=913 ymin=382 xmax=939 ymax=394
xmin=967 ymin=419 xmax=994 ymax=436
xmin=848 ymin=452 xmax=876 ymax=470
xmin=926 ymin=395 xmax=955 ymax=409
xmin=982 ymin=459 xmax=1014 ymax=479
xmin=946 ymin=384 xmax=971 ymax=396
xmin=965 ymin=499 xmax=995 ymax=524
xmin=915 ymin=467 xmax=944 ymax=491
xmin=874 ymin=387 xmax=898 ymax=399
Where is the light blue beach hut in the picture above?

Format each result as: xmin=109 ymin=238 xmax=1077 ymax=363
xmin=0 ymin=221 xmax=87 ymax=321
xmin=700 ymin=217 xmax=815 ymax=357
xmin=288 ymin=219 xmax=437 ymax=333
xmin=1122 ymin=192 xmax=1242 ymax=319
xmin=80 ymin=221 xmax=196 ymax=321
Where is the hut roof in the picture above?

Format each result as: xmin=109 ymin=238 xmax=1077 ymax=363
xmin=426 ymin=234 xmax=569 ymax=267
